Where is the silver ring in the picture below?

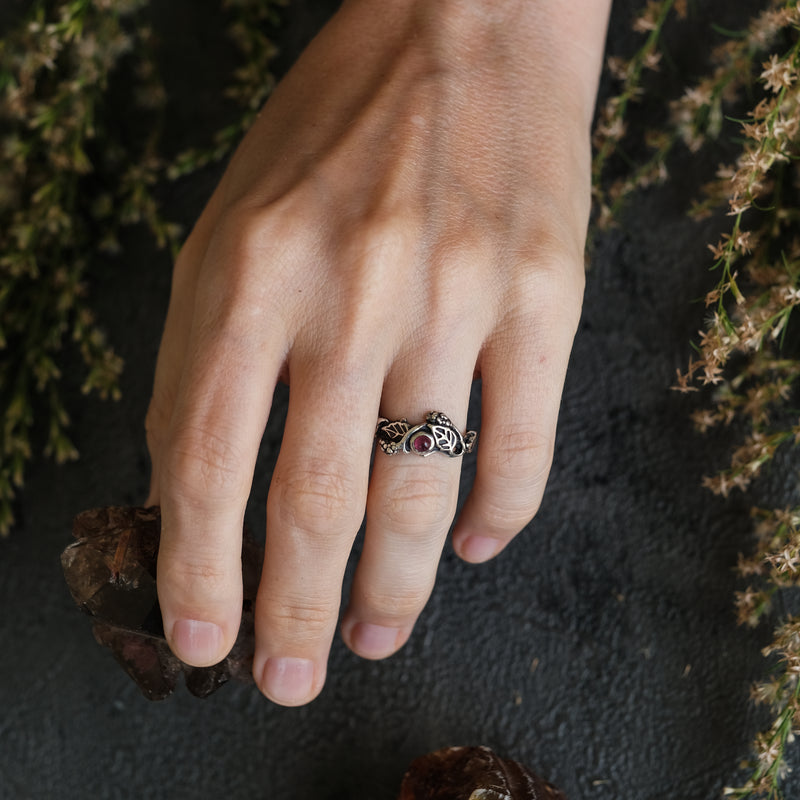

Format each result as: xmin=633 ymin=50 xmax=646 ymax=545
xmin=375 ymin=411 xmax=477 ymax=457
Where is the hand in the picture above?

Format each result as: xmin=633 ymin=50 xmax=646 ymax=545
xmin=145 ymin=0 xmax=610 ymax=706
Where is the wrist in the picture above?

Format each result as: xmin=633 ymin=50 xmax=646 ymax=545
xmin=342 ymin=0 xmax=611 ymax=125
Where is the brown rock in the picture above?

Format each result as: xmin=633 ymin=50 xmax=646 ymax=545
xmin=398 ymin=746 xmax=567 ymax=800
xmin=61 ymin=506 xmax=261 ymax=700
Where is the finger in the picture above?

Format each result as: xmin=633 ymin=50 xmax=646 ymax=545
xmin=253 ymin=347 xmax=385 ymax=706
xmin=144 ymin=244 xmax=203 ymax=507
xmin=452 ymin=270 xmax=583 ymax=563
xmin=157 ymin=224 xmax=286 ymax=667
xmin=145 ymin=191 xmax=226 ymax=506
xmin=340 ymin=339 xmax=479 ymax=660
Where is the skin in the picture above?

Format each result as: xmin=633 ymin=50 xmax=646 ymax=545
xmin=145 ymin=0 xmax=613 ymax=706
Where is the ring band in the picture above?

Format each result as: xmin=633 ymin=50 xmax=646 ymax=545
xmin=375 ymin=411 xmax=477 ymax=457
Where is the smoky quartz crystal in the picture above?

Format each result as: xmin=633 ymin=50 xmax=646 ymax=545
xmin=398 ymin=746 xmax=567 ymax=800
xmin=61 ymin=506 xmax=261 ymax=700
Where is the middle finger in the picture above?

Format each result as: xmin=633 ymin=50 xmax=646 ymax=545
xmin=253 ymin=340 xmax=386 ymax=705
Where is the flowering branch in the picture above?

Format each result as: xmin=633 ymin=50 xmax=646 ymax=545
xmin=0 ymin=0 xmax=283 ymax=536
xmin=596 ymin=1 xmax=800 ymax=796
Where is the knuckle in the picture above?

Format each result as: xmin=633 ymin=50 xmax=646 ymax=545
xmin=270 ymin=458 xmax=362 ymax=537
xmin=158 ymin=550 xmax=237 ymax=606
xmin=263 ymin=597 xmax=337 ymax=643
xmin=214 ymin=195 xmax=317 ymax=277
xmin=475 ymin=492 xmax=540 ymax=536
xmin=473 ymin=427 xmax=554 ymax=533
xmin=379 ymin=473 xmax=456 ymax=535
xmin=485 ymin=424 xmax=554 ymax=490
xmin=163 ymin=425 xmax=248 ymax=503
xmin=515 ymin=258 xmax=584 ymax=321
xmin=416 ymin=293 xmax=477 ymax=353
xmin=197 ymin=204 xmax=294 ymax=324
xmin=358 ymin=583 xmax=428 ymax=624
xmin=522 ymin=217 xmax=586 ymax=267
xmin=509 ymin=230 xmax=586 ymax=310
xmin=320 ymin=217 xmax=414 ymax=344
xmin=317 ymin=334 xmax=381 ymax=388
xmin=344 ymin=214 xmax=408 ymax=263
xmin=214 ymin=202 xmax=273 ymax=261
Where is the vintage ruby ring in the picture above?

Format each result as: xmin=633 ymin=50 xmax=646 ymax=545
xmin=375 ymin=411 xmax=477 ymax=457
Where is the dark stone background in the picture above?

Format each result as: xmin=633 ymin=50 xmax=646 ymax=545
xmin=2 ymin=1 xmax=798 ymax=798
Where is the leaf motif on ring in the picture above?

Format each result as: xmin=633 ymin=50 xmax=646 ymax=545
xmin=431 ymin=425 xmax=459 ymax=454
xmin=381 ymin=420 xmax=410 ymax=442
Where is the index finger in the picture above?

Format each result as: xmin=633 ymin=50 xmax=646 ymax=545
xmin=156 ymin=219 xmax=286 ymax=667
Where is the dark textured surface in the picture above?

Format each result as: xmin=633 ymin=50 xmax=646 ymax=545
xmin=0 ymin=1 xmax=795 ymax=799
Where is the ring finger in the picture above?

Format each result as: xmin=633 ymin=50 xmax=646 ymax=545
xmin=340 ymin=338 xmax=481 ymax=660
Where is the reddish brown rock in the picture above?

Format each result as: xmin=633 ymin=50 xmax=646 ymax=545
xmin=398 ymin=746 xmax=566 ymax=800
xmin=61 ymin=506 xmax=261 ymax=700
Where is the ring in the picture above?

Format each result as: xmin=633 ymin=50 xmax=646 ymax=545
xmin=375 ymin=411 xmax=477 ymax=457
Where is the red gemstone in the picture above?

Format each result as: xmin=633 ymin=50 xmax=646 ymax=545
xmin=411 ymin=433 xmax=433 ymax=453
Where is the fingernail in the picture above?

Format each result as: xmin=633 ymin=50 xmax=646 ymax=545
xmin=459 ymin=535 xmax=501 ymax=563
xmin=171 ymin=619 xmax=224 ymax=665
xmin=260 ymin=657 xmax=315 ymax=706
xmin=349 ymin=622 xmax=402 ymax=659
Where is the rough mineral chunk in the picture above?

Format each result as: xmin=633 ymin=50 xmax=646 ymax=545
xmin=398 ymin=746 xmax=567 ymax=800
xmin=61 ymin=506 xmax=261 ymax=700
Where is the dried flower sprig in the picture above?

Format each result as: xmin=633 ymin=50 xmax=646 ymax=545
xmin=596 ymin=2 xmax=800 ymax=796
xmin=726 ymin=507 xmax=800 ymax=798
xmin=0 ymin=0 xmax=286 ymax=535
xmin=0 ymin=0 xmax=284 ymax=536
xmin=594 ymin=0 xmax=794 ymax=231
xmin=678 ymin=20 xmax=800 ymax=493
xmin=592 ymin=0 xmax=685 ymax=229
xmin=0 ymin=1 xmax=166 ymax=534
xmin=165 ymin=0 xmax=286 ymax=181
xmin=676 ymin=11 xmax=800 ymax=796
